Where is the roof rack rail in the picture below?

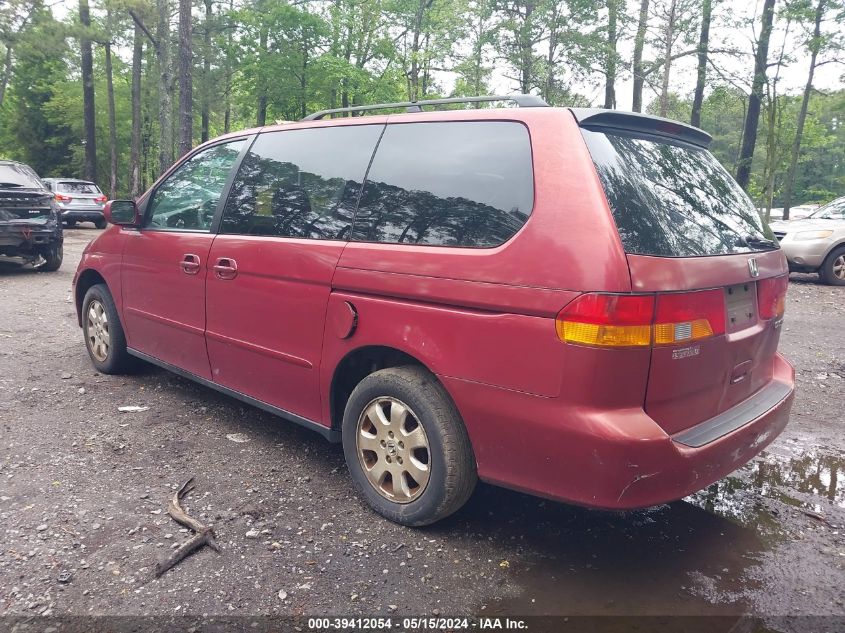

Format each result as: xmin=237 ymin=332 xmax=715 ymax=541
xmin=301 ymin=94 xmax=549 ymax=121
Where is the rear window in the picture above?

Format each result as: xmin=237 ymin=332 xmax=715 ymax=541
xmin=0 ymin=163 xmax=42 ymax=189
xmin=582 ymin=129 xmax=775 ymax=257
xmin=58 ymin=181 xmax=100 ymax=194
xmin=351 ymin=121 xmax=534 ymax=247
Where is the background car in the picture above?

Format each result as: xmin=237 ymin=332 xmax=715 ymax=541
xmin=42 ymin=178 xmax=108 ymax=228
xmin=0 ymin=160 xmax=63 ymax=271
xmin=770 ymin=196 xmax=845 ymax=285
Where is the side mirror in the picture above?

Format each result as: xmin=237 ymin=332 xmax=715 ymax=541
xmin=104 ymin=200 xmax=141 ymax=226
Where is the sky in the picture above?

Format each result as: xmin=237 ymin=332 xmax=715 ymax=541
xmin=48 ymin=0 xmax=844 ymax=111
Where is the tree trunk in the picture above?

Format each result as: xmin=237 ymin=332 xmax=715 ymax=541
xmin=177 ymin=0 xmax=193 ymax=157
xmin=224 ymin=0 xmax=233 ymax=132
xmin=408 ymin=0 xmax=432 ymax=101
xmin=201 ymin=0 xmax=212 ymax=143
xmin=256 ymin=20 xmax=268 ymax=126
xmin=105 ymin=39 xmax=118 ymax=197
xmin=735 ymin=0 xmax=775 ymax=191
xmin=658 ymin=0 xmax=678 ymax=117
xmin=690 ymin=0 xmax=712 ymax=127
xmin=781 ymin=0 xmax=823 ymax=220
xmin=604 ymin=0 xmax=619 ymax=109
xmin=79 ymin=0 xmax=97 ymax=182
xmin=157 ymin=0 xmax=174 ymax=174
xmin=520 ymin=3 xmax=535 ymax=94
xmin=0 ymin=45 xmax=12 ymax=109
xmin=632 ymin=0 xmax=650 ymax=112
xmin=130 ymin=24 xmax=143 ymax=197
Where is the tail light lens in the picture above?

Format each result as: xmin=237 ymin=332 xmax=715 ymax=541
xmin=55 ymin=193 xmax=72 ymax=202
xmin=94 ymin=195 xmax=108 ymax=203
xmin=757 ymin=275 xmax=788 ymax=319
xmin=557 ymin=290 xmax=726 ymax=348
xmin=654 ymin=288 xmax=725 ymax=345
xmin=556 ymin=294 xmax=654 ymax=347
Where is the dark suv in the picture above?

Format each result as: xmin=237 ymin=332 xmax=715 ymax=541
xmin=0 ymin=160 xmax=63 ymax=271
xmin=73 ymin=96 xmax=794 ymax=526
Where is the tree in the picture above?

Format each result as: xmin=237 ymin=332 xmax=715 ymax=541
xmin=156 ymin=0 xmax=174 ymax=171
xmin=79 ymin=0 xmax=97 ymax=182
xmin=603 ymin=0 xmax=621 ymax=108
xmin=690 ymin=0 xmax=713 ymax=127
xmin=631 ymin=0 xmax=650 ymax=111
xmin=129 ymin=22 xmax=144 ymax=196
xmin=177 ymin=0 xmax=192 ymax=156
xmin=735 ymin=0 xmax=776 ymax=191
xmin=781 ymin=0 xmax=843 ymax=218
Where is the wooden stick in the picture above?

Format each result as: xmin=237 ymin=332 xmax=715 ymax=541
xmin=154 ymin=478 xmax=220 ymax=578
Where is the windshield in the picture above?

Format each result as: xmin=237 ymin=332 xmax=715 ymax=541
xmin=582 ymin=129 xmax=776 ymax=257
xmin=809 ymin=198 xmax=845 ymax=220
xmin=0 ymin=163 xmax=43 ymax=189
xmin=58 ymin=181 xmax=100 ymax=194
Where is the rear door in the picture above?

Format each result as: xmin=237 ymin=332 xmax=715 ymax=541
xmin=580 ymin=122 xmax=788 ymax=435
xmin=205 ymin=123 xmax=383 ymax=422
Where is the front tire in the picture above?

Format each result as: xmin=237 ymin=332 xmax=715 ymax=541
xmin=820 ymin=246 xmax=845 ymax=286
xmin=342 ymin=366 xmax=476 ymax=526
xmin=82 ymin=283 xmax=136 ymax=374
xmin=38 ymin=244 xmax=63 ymax=272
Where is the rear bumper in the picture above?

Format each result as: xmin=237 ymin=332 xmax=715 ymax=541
xmin=441 ymin=353 xmax=795 ymax=510
xmin=61 ymin=209 xmax=104 ymax=221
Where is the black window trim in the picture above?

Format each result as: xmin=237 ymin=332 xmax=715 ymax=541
xmin=216 ymin=123 xmax=387 ymax=241
xmin=348 ymin=118 xmax=537 ymax=250
xmin=139 ymin=134 xmax=256 ymax=234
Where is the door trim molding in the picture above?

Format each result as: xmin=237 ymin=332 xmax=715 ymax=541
xmin=127 ymin=348 xmax=340 ymax=443
xmin=205 ymin=330 xmax=313 ymax=368
xmin=125 ymin=306 xmax=205 ymax=337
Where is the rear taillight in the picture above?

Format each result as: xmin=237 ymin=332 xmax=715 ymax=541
xmin=556 ymin=290 xmax=726 ymax=348
xmin=556 ymin=294 xmax=654 ymax=347
xmin=654 ymin=288 xmax=725 ymax=345
xmin=55 ymin=193 xmax=72 ymax=202
xmin=94 ymin=195 xmax=107 ymax=203
xmin=757 ymin=275 xmax=788 ymax=319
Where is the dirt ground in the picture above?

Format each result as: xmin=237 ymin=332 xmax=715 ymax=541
xmin=0 ymin=227 xmax=843 ymax=632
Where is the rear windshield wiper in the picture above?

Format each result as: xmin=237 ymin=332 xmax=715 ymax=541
xmin=738 ymin=235 xmax=778 ymax=250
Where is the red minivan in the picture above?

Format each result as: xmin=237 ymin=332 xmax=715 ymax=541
xmin=73 ymin=96 xmax=794 ymax=526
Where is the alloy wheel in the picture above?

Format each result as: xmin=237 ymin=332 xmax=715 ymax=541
xmin=85 ymin=299 xmax=110 ymax=362
xmin=355 ymin=397 xmax=431 ymax=503
xmin=833 ymin=254 xmax=845 ymax=280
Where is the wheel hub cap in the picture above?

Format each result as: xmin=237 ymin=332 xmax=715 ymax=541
xmin=356 ymin=397 xmax=431 ymax=504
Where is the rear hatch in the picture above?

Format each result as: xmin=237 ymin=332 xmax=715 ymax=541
xmin=56 ymin=181 xmax=105 ymax=207
xmin=0 ymin=163 xmax=54 ymax=223
xmin=577 ymin=111 xmax=788 ymax=436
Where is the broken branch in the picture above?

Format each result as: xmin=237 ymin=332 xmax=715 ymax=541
xmin=154 ymin=478 xmax=220 ymax=578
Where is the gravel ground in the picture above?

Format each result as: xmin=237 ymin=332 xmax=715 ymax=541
xmin=0 ymin=227 xmax=843 ymax=631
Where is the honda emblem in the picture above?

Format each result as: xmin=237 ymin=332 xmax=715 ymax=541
xmin=748 ymin=258 xmax=759 ymax=278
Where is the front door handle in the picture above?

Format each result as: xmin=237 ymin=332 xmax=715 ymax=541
xmin=213 ymin=257 xmax=238 ymax=280
xmin=181 ymin=253 xmax=201 ymax=275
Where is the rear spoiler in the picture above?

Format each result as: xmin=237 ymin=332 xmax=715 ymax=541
xmin=569 ymin=108 xmax=712 ymax=149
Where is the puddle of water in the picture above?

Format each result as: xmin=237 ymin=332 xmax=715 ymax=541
xmin=687 ymin=447 xmax=845 ymax=521
xmin=459 ymin=447 xmax=845 ymax=623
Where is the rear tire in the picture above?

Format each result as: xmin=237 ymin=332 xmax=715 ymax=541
xmin=38 ymin=244 xmax=63 ymax=272
xmin=342 ymin=366 xmax=476 ymax=526
xmin=82 ymin=283 xmax=137 ymax=374
xmin=820 ymin=246 xmax=845 ymax=286
xmin=65 ymin=219 xmax=77 ymax=228
xmin=94 ymin=217 xmax=107 ymax=229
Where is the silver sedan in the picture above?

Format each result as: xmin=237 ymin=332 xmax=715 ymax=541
xmin=770 ymin=197 xmax=845 ymax=286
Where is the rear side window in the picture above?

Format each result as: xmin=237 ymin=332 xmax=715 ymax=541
xmin=352 ymin=121 xmax=534 ymax=247
xmin=582 ymin=129 xmax=775 ymax=257
xmin=221 ymin=125 xmax=383 ymax=240
xmin=59 ymin=182 xmax=100 ymax=194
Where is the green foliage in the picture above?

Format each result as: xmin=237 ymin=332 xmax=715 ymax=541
xmin=0 ymin=0 xmax=841 ymax=207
